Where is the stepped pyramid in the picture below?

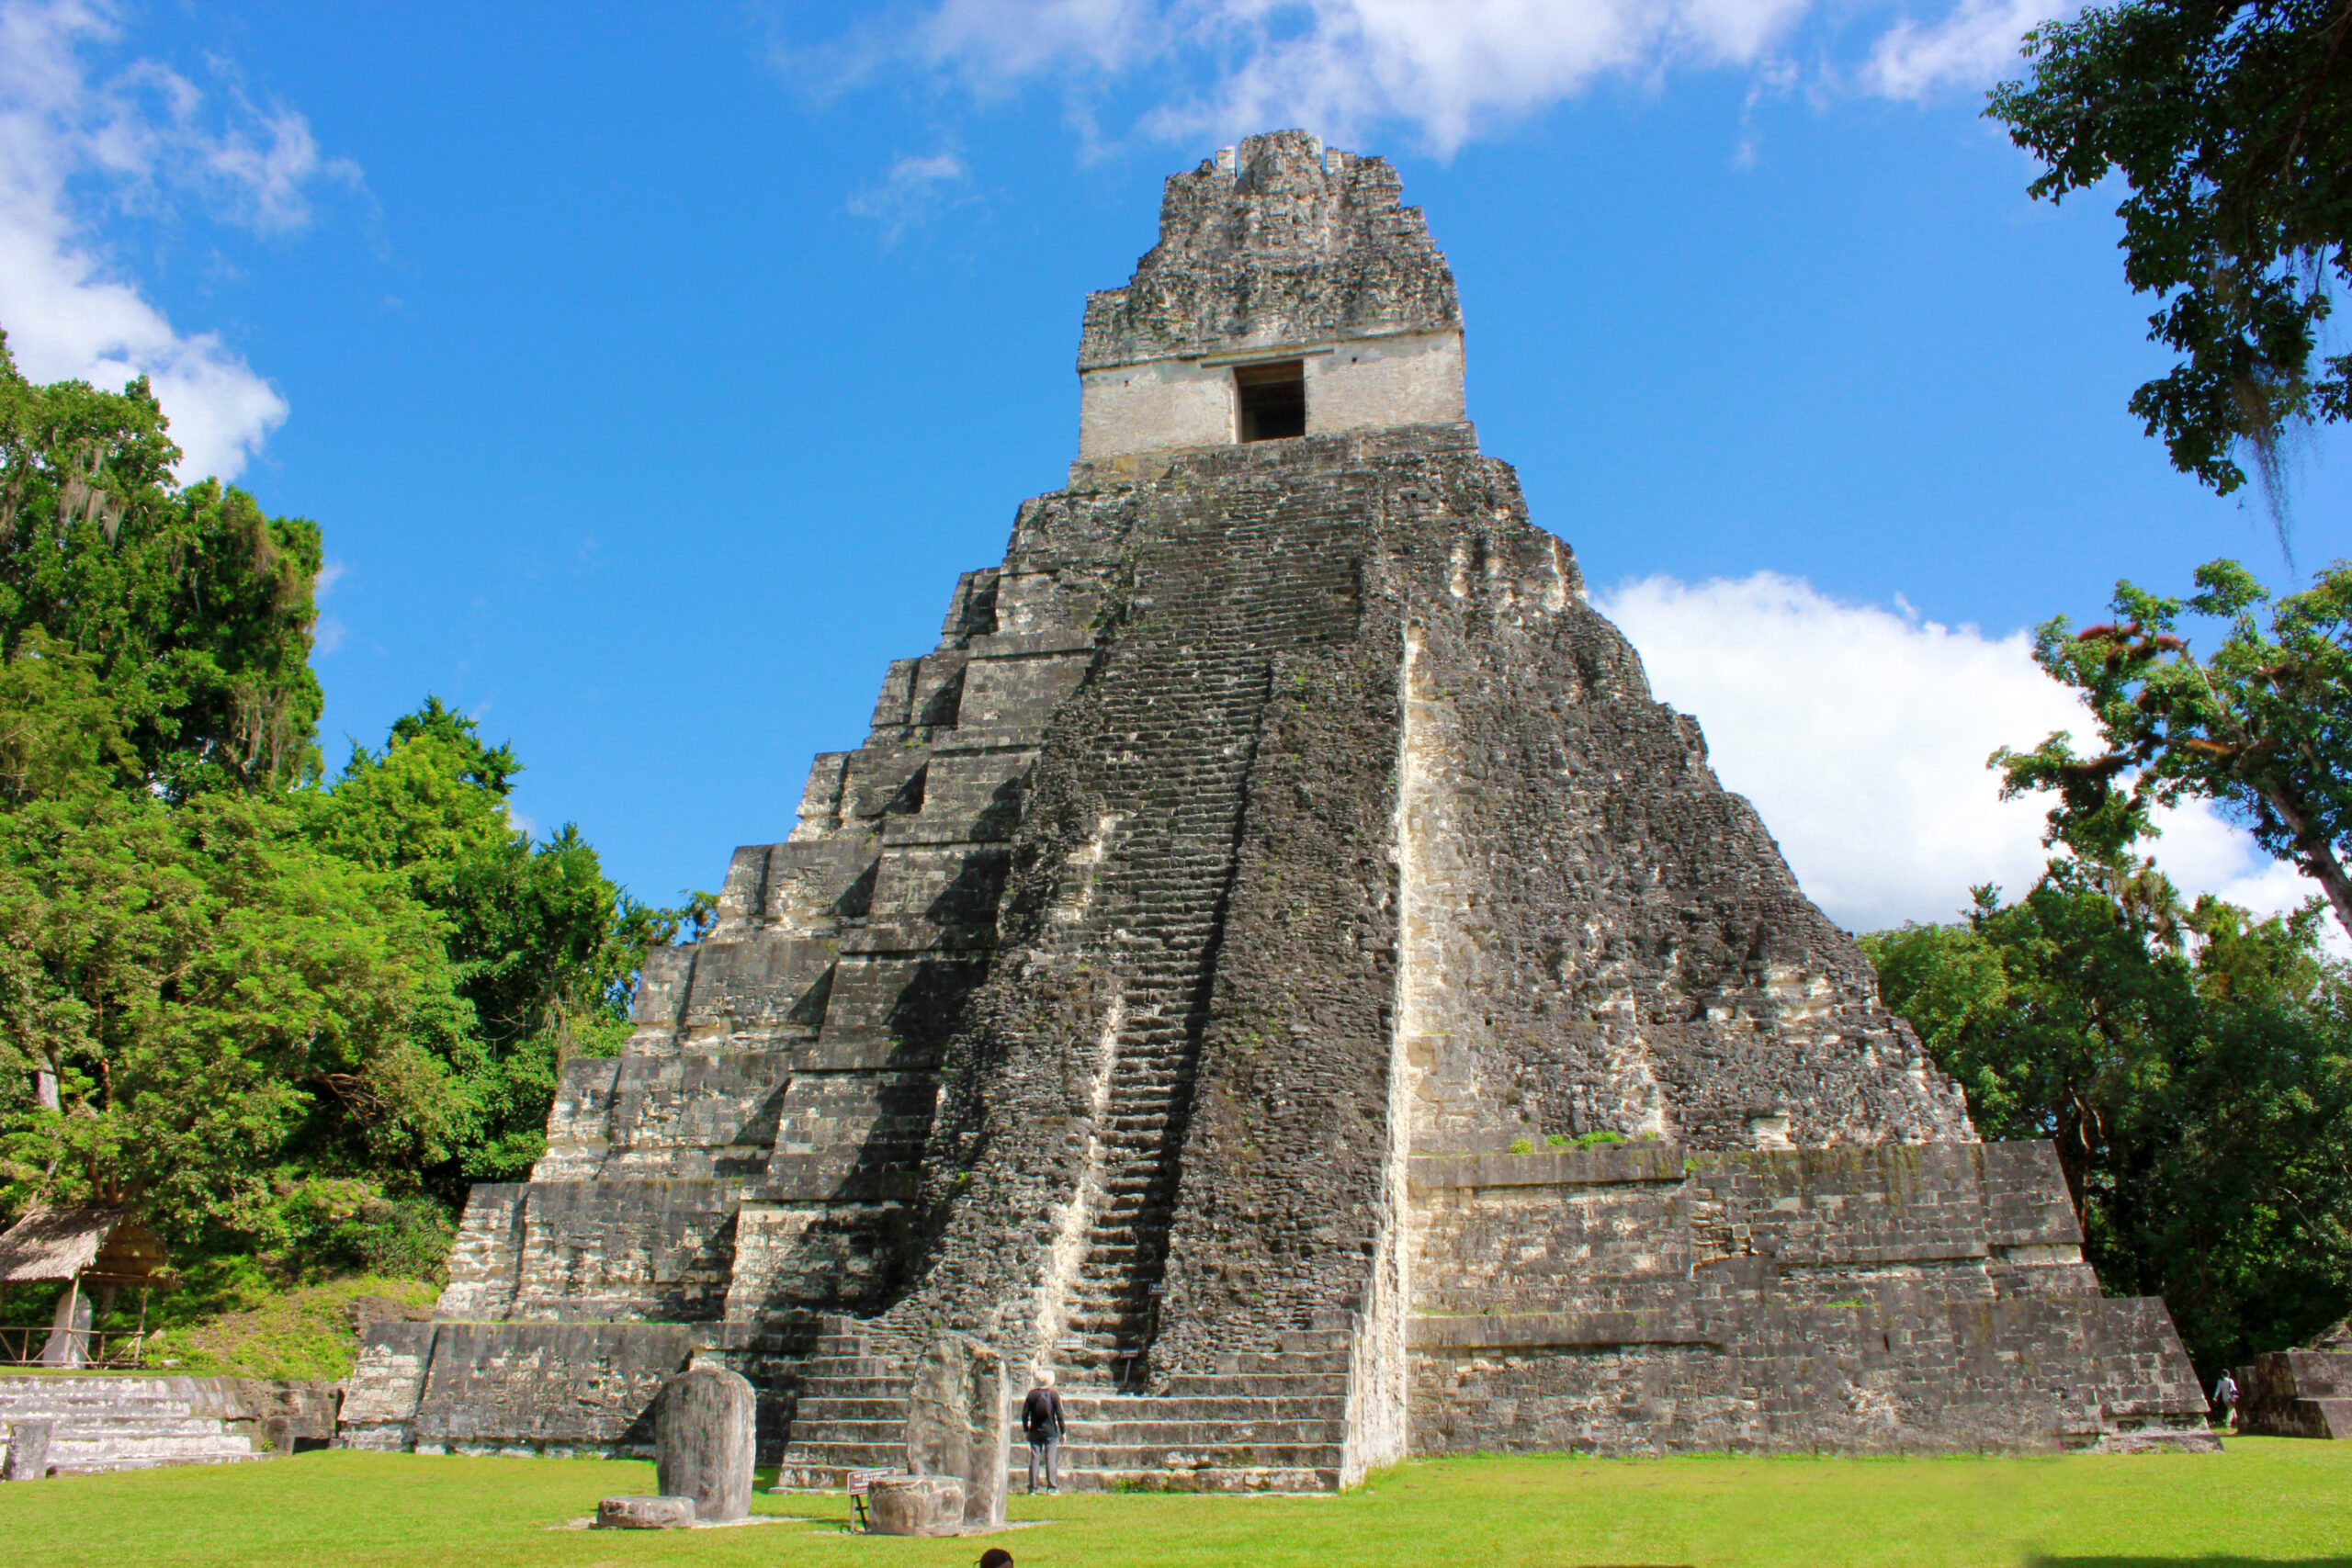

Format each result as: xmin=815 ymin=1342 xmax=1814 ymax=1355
xmin=341 ymin=131 xmax=2214 ymax=1483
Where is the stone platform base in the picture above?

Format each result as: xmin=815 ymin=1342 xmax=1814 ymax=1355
xmin=2237 ymin=1349 xmax=2352 ymax=1438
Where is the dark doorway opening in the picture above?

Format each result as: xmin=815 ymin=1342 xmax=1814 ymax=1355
xmin=1235 ymin=360 xmax=1306 ymax=441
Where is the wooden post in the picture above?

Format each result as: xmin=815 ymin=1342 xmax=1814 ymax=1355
xmin=40 ymin=1277 xmax=84 ymax=1368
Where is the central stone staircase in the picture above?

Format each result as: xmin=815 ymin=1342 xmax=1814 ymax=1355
xmin=773 ymin=1319 xmax=915 ymax=1488
xmin=1054 ymin=649 xmax=1270 ymax=1382
xmin=775 ymin=1324 xmax=1355 ymax=1493
xmin=1038 ymin=1328 xmax=1353 ymax=1492
xmin=0 ymin=1374 xmax=273 ymax=1472
xmin=775 ymin=479 xmax=1375 ymax=1495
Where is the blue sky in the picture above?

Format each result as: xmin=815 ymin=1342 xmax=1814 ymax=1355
xmin=6 ymin=0 xmax=2347 ymax=933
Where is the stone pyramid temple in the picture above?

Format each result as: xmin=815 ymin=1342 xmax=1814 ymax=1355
xmin=338 ymin=131 xmax=2213 ymax=1484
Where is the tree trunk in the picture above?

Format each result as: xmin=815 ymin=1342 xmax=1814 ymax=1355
xmin=2259 ymin=781 xmax=2352 ymax=942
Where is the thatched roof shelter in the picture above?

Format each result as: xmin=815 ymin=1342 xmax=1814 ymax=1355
xmin=0 ymin=1205 xmax=174 ymax=1290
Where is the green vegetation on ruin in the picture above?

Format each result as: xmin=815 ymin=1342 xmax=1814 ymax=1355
xmin=137 ymin=1273 xmax=438 ymax=1382
xmin=2 ymin=1441 xmax=2347 ymax=1567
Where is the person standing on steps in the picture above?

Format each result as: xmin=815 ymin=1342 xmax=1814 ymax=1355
xmin=1021 ymin=1371 xmax=1066 ymax=1495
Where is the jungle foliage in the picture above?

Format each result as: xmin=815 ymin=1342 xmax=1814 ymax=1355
xmin=0 ymin=342 xmax=670 ymax=1291
xmin=1867 ymin=864 xmax=2352 ymax=1377
xmin=1988 ymin=0 xmax=2352 ymax=504
xmin=1925 ymin=554 xmax=2352 ymax=1374
xmin=1996 ymin=558 xmax=2352 ymax=942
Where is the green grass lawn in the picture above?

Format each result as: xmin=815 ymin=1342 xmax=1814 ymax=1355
xmin=1 ymin=1439 xmax=2346 ymax=1568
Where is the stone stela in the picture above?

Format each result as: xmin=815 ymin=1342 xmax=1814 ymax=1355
xmin=336 ymin=130 xmax=2215 ymax=1489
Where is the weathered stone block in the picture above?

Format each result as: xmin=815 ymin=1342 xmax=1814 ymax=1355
xmin=337 ymin=1321 xmax=433 ymax=1448
xmin=3 ymin=1419 xmax=51 ymax=1480
xmin=594 ymin=1495 xmax=695 ymax=1529
xmin=656 ymin=1366 xmax=755 ymax=1523
xmin=866 ymin=1472 xmax=966 ymax=1537
xmin=904 ymin=1334 xmax=1009 ymax=1529
xmin=2239 ymin=1348 xmax=2352 ymax=1438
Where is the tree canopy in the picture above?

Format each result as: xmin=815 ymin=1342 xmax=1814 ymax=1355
xmin=1996 ymin=557 xmax=2352 ymax=942
xmin=1866 ymin=864 xmax=2352 ymax=1376
xmin=1987 ymin=0 xmax=2352 ymax=502
xmin=0 ymin=333 xmax=323 ymax=797
xmin=0 ymin=346 xmax=671 ymax=1283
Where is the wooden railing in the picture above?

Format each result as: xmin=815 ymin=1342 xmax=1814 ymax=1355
xmin=0 ymin=1325 xmax=145 ymax=1368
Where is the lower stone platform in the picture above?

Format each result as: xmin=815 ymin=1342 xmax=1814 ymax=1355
xmin=2 ymin=1373 xmax=335 ymax=1472
xmin=343 ymin=1139 xmax=2217 ymax=1481
xmin=1402 ymin=1140 xmax=2214 ymax=1457
xmin=2236 ymin=1348 xmax=2352 ymax=1438
xmin=338 ymin=1322 xmax=694 ymax=1456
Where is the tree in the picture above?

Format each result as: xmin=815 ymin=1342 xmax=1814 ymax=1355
xmin=1866 ymin=867 xmax=2352 ymax=1375
xmin=0 ymin=633 xmax=141 ymax=804
xmin=1987 ymin=1 xmax=2352 ymax=503
xmin=0 ymin=347 xmax=678 ymax=1275
xmin=302 ymin=699 xmax=664 ymax=1192
xmin=0 ymin=333 xmax=323 ymax=797
xmin=1995 ymin=558 xmax=2352 ymax=942
xmin=0 ymin=785 xmax=471 ymax=1248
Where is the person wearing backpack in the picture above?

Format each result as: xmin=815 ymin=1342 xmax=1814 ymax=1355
xmin=1021 ymin=1371 xmax=1066 ymax=1494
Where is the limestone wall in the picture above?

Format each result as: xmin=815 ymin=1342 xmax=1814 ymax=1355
xmin=1389 ymin=519 xmax=1973 ymax=1153
xmin=1404 ymin=1141 xmax=2211 ymax=1454
xmin=1077 ymin=330 xmax=1466 ymax=459
xmin=342 ymin=1320 xmax=694 ymax=1456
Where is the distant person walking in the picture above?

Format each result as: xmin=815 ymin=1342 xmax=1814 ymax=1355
xmin=2213 ymin=1371 xmax=2240 ymax=1430
xmin=1021 ymin=1371 xmax=1065 ymax=1495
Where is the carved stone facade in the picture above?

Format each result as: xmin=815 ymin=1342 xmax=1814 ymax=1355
xmin=341 ymin=130 xmax=2214 ymax=1483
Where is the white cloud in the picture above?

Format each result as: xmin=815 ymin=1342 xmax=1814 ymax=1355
xmin=1862 ymin=0 xmax=2064 ymax=100
xmin=921 ymin=0 xmax=1152 ymax=82
xmin=0 ymin=0 xmax=357 ymax=480
xmin=846 ymin=148 xmax=975 ymax=239
xmin=833 ymin=0 xmax=2069 ymax=157
xmin=1594 ymin=571 xmax=2328 ymax=937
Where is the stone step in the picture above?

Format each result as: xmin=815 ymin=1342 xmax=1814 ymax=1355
xmin=1058 ymin=1418 xmax=1343 ymax=1445
xmin=1002 ymin=1466 xmax=1341 ymax=1495
xmin=1068 ymin=1269 xmax=1161 ymax=1290
xmin=784 ymin=1441 xmax=909 ymax=1469
xmin=791 ymin=1396 xmax=910 ymax=1422
xmin=790 ymin=1417 xmax=904 ymax=1444
xmin=1213 ymin=1348 xmax=1351 ymax=1370
xmin=10 ymin=1417 xmax=232 ymax=1438
xmin=0 ymin=1396 xmax=195 ymax=1416
xmin=0 ymin=1373 xmax=281 ymax=1475
xmin=1091 ymin=1201 xmax=1173 ymax=1222
xmin=1030 ymin=1441 xmax=1346 ymax=1469
xmin=1165 ymin=1372 xmax=1350 ymax=1396
xmin=1057 ymin=1394 xmax=1348 ymax=1421
xmin=50 ymin=1436 xmax=266 ymax=1468
xmin=787 ymin=1375 xmax=909 ymax=1398
xmin=790 ymin=1356 xmax=909 ymax=1379
xmin=1063 ymin=1315 xmax=1154 ymax=1338
xmin=0 ymin=1379 xmax=190 ymax=1398
xmin=52 ymin=1450 xmax=275 ymax=1474
xmin=806 ymin=1336 xmax=870 ymax=1357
